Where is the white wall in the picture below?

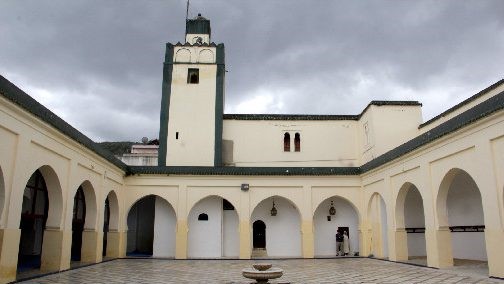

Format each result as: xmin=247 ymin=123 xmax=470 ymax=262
xmin=404 ymin=187 xmax=426 ymax=257
xmin=314 ymin=198 xmax=359 ymax=256
xmin=188 ymin=196 xmax=222 ymax=257
xmin=153 ymin=197 xmax=177 ymax=258
xmin=251 ymin=197 xmax=301 ymax=257
xmin=223 ymin=120 xmax=358 ymax=167
xmin=447 ymin=172 xmax=487 ymax=261
xmin=223 ymin=210 xmax=239 ymax=257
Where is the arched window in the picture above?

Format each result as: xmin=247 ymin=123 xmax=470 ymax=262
xmin=294 ymin=133 xmax=301 ymax=152
xmin=284 ymin=132 xmax=290 ymax=152
xmin=198 ymin=213 xmax=208 ymax=221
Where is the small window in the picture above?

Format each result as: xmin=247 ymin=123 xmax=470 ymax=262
xmin=284 ymin=132 xmax=290 ymax=152
xmin=188 ymin=68 xmax=199 ymax=84
xmin=176 ymin=132 xmax=179 ymax=140
xmin=198 ymin=213 xmax=208 ymax=221
xmin=294 ymin=132 xmax=300 ymax=152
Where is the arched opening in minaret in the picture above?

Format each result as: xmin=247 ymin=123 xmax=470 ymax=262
xmin=283 ymin=133 xmax=290 ymax=152
xmin=187 ymin=68 xmax=199 ymax=84
xmin=294 ymin=133 xmax=301 ymax=152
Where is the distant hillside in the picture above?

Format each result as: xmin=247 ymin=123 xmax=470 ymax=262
xmin=98 ymin=142 xmax=136 ymax=155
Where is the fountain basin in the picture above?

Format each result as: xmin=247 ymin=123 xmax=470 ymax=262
xmin=242 ymin=267 xmax=283 ymax=283
xmin=252 ymin=263 xmax=272 ymax=271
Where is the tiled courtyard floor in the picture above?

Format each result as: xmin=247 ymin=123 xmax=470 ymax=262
xmin=18 ymin=258 xmax=503 ymax=284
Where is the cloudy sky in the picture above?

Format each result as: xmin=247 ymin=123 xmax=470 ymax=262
xmin=1 ymin=1 xmax=503 ymax=142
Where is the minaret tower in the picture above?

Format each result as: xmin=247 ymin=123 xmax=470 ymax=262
xmin=158 ymin=14 xmax=225 ymax=166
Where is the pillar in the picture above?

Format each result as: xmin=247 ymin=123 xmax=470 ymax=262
xmin=0 ymin=228 xmax=20 ymax=284
xmin=80 ymin=230 xmax=102 ymax=263
xmin=40 ymin=228 xmax=72 ymax=272
xmin=106 ymin=230 xmax=126 ymax=258
xmin=389 ymin=228 xmax=408 ymax=261
xmin=301 ymin=220 xmax=314 ymax=258
xmin=239 ymin=220 xmax=251 ymax=259
xmin=358 ymin=222 xmax=371 ymax=257
xmin=485 ymin=228 xmax=504 ymax=278
xmin=425 ymin=227 xmax=453 ymax=268
xmin=175 ymin=220 xmax=188 ymax=259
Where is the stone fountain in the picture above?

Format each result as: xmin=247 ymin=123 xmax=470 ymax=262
xmin=242 ymin=263 xmax=283 ymax=283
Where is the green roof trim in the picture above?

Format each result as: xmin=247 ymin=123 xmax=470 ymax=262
xmin=158 ymin=43 xmax=174 ymax=166
xmin=214 ymin=44 xmax=225 ymax=166
xmin=127 ymin=166 xmax=360 ymax=176
xmin=0 ymin=75 xmax=128 ymax=171
xmin=224 ymin=101 xmax=422 ymax=121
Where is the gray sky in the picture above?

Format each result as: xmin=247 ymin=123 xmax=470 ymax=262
xmin=1 ymin=1 xmax=503 ymax=142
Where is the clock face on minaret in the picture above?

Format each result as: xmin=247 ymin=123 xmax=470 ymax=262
xmin=158 ymin=14 xmax=225 ymax=167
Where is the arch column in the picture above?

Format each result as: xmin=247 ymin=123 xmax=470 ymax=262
xmin=475 ymin=140 xmax=504 ymax=278
xmin=105 ymin=230 xmax=126 ymax=258
xmin=0 ymin=228 xmax=21 ymax=283
xmin=41 ymin=228 xmax=72 ymax=272
xmin=420 ymin=164 xmax=453 ymax=268
xmin=81 ymin=230 xmax=102 ymax=263
xmin=239 ymin=219 xmax=251 ymax=259
xmin=301 ymin=220 xmax=314 ymax=258
xmin=175 ymin=220 xmax=188 ymax=259
xmin=389 ymin=228 xmax=408 ymax=261
xmin=358 ymin=223 xmax=371 ymax=257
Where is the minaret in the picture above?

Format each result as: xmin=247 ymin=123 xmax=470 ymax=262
xmin=158 ymin=14 xmax=225 ymax=166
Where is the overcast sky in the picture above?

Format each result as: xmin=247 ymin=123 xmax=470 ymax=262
xmin=1 ymin=1 xmax=503 ymax=142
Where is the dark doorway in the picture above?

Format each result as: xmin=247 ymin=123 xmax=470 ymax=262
xmin=338 ymin=226 xmax=349 ymax=236
xmin=102 ymin=197 xmax=110 ymax=257
xmin=253 ymin=220 xmax=266 ymax=249
xmin=127 ymin=195 xmax=155 ymax=256
xmin=18 ymin=170 xmax=49 ymax=271
xmin=71 ymin=186 xmax=86 ymax=261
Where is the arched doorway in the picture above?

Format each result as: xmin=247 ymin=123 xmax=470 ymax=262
xmin=253 ymin=220 xmax=266 ymax=249
xmin=17 ymin=170 xmax=48 ymax=271
xmin=367 ymin=193 xmax=388 ymax=258
xmin=250 ymin=196 xmax=301 ymax=258
xmin=102 ymin=197 xmax=110 ymax=257
xmin=187 ymin=196 xmax=239 ymax=258
xmin=103 ymin=190 xmax=119 ymax=258
xmin=127 ymin=195 xmax=176 ymax=257
xmin=313 ymin=197 xmax=359 ymax=257
xmin=437 ymin=168 xmax=487 ymax=265
xmin=71 ymin=186 xmax=86 ymax=261
xmin=395 ymin=183 xmax=426 ymax=263
xmin=127 ymin=195 xmax=155 ymax=256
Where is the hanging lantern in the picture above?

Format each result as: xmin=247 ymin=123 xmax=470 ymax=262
xmin=270 ymin=200 xmax=277 ymax=216
xmin=329 ymin=201 xmax=336 ymax=216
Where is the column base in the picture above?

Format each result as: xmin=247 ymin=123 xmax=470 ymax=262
xmin=239 ymin=220 xmax=251 ymax=259
xmin=389 ymin=228 xmax=408 ymax=261
xmin=175 ymin=220 xmax=188 ymax=259
xmin=81 ymin=230 xmax=102 ymax=263
xmin=425 ymin=227 xmax=453 ymax=268
xmin=40 ymin=228 xmax=71 ymax=273
xmin=301 ymin=221 xmax=314 ymax=258
xmin=485 ymin=228 xmax=504 ymax=278
xmin=0 ymin=228 xmax=21 ymax=284
xmin=106 ymin=231 xmax=126 ymax=258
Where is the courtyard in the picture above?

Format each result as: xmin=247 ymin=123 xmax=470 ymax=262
xmin=17 ymin=258 xmax=503 ymax=284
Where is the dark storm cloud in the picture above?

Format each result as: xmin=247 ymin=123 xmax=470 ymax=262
xmin=1 ymin=1 xmax=503 ymax=141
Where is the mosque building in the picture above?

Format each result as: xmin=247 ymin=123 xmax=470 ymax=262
xmin=0 ymin=14 xmax=503 ymax=283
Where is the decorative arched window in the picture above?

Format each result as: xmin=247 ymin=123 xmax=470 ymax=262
xmin=284 ymin=132 xmax=290 ymax=152
xmin=294 ymin=132 xmax=301 ymax=152
xmin=198 ymin=213 xmax=208 ymax=221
